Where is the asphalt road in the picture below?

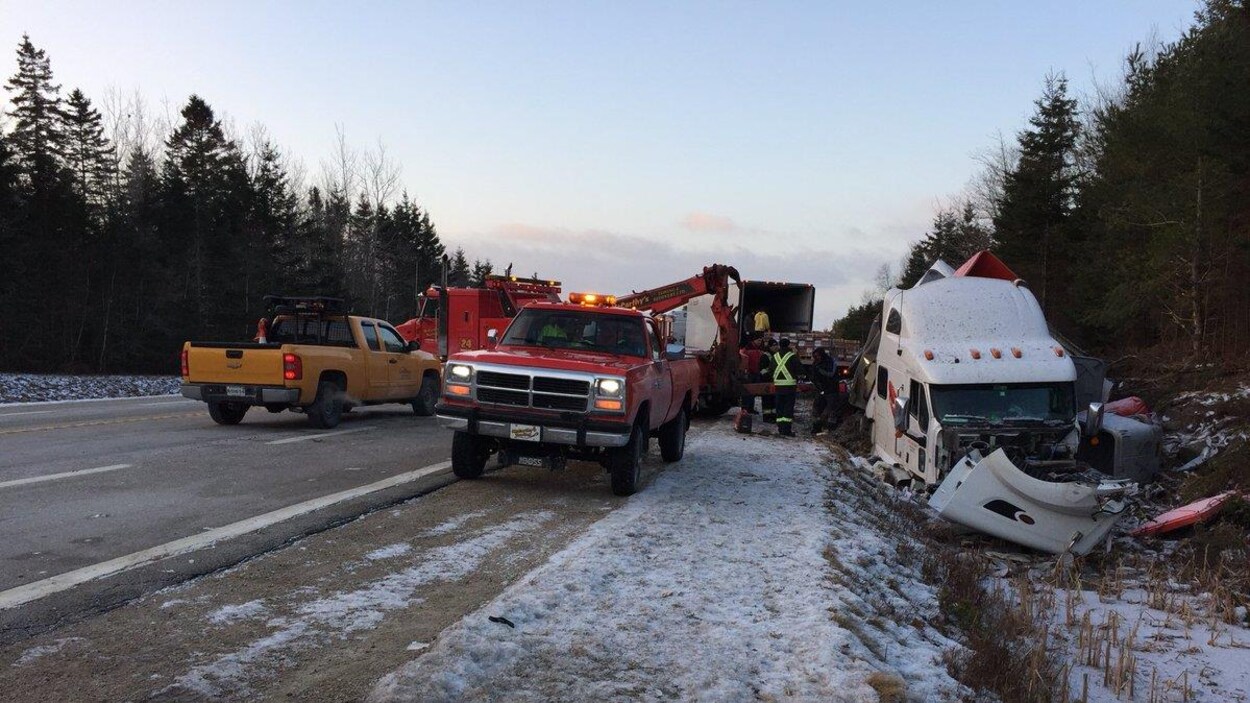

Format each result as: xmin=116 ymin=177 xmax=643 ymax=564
xmin=0 ymin=395 xmax=454 ymax=638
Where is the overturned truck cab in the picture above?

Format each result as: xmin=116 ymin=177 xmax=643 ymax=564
xmin=850 ymin=252 xmax=1155 ymax=555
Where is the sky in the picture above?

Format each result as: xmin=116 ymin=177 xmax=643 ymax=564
xmin=1 ymin=0 xmax=1200 ymax=327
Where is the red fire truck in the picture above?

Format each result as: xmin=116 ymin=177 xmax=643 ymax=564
xmin=395 ymin=275 xmax=562 ymax=359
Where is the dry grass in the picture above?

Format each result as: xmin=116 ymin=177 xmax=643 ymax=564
xmin=865 ymin=671 xmax=908 ymax=702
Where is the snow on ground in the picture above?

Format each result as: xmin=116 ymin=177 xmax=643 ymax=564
xmin=161 ymin=510 xmax=558 ymax=699
xmin=1047 ymin=587 xmax=1250 ymax=702
xmin=370 ymin=427 xmax=967 ymax=703
xmin=0 ymin=372 xmax=179 ymax=404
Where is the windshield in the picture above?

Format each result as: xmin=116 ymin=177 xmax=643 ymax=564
xmin=929 ymin=382 xmax=1075 ymax=425
xmin=502 ymin=309 xmax=649 ymax=357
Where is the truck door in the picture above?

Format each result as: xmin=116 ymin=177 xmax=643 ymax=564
xmin=377 ymin=324 xmax=413 ymax=397
xmin=645 ymin=318 xmax=675 ymax=426
xmin=360 ymin=322 xmax=392 ymax=398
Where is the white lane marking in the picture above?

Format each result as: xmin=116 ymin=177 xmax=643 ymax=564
xmin=0 ymin=410 xmax=55 ymax=419
xmin=0 ymin=464 xmax=133 ymax=490
xmin=265 ymin=427 xmax=377 ymax=445
xmin=133 ymin=400 xmax=198 ymax=408
xmin=0 ymin=460 xmax=453 ymax=610
xmin=0 ymin=393 xmax=181 ymax=409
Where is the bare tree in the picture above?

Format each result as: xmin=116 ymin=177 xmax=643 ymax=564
xmin=968 ymin=130 xmax=1017 ymax=225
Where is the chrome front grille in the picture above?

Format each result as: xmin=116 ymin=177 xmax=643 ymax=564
xmin=473 ymin=367 xmax=592 ymax=412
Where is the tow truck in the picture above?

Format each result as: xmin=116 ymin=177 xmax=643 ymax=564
xmin=395 ymin=274 xmax=562 ymax=359
xmin=435 ymin=292 xmax=703 ymax=496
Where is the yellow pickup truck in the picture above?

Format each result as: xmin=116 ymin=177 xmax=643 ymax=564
xmin=180 ymin=297 xmax=442 ymax=428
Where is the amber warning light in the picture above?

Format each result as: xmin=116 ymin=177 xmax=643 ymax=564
xmin=568 ymin=292 xmax=617 ymax=306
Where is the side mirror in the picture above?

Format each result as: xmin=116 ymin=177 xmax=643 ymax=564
xmin=406 ymin=339 xmax=421 ymax=353
xmin=486 ymin=328 xmax=498 ymax=349
xmin=892 ymin=395 xmax=910 ymax=432
xmin=665 ymin=343 xmax=685 ymax=361
xmin=1084 ymin=401 xmax=1105 ymax=437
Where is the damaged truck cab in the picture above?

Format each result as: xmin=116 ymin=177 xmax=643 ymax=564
xmin=436 ymin=296 xmax=701 ymax=496
xmin=852 ymin=252 xmax=1149 ymax=554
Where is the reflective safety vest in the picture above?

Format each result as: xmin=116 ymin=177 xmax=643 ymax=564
xmin=772 ymin=351 xmax=796 ymax=386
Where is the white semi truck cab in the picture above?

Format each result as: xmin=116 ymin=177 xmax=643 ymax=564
xmin=851 ymin=252 xmax=1155 ymax=555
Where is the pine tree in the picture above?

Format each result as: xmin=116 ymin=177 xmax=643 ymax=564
xmin=62 ymin=88 xmax=115 ymax=212
xmin=4 ymin=35 xmax=65 ymax=184
xmin=448 ymin=247 xmax=471 ymax=287
xmin=470 ymin=258 xmax=493 ymax=286
xmin=992 ymin=73 xmax=1081 ymax=313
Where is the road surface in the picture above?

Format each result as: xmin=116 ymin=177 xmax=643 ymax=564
xmin=0 ymin=395 xmax=455 ymax=640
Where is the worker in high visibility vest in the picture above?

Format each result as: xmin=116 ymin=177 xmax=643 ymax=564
xmin=758 ymin=338 xmax=779 ymax=423
xmin=770 ymin=338 xmax=801 ymax=436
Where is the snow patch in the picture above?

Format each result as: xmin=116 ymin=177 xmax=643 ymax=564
xmin=424 ymin=509 xmax=489 ymax=537
xmin=207 ymin=599 xmax=269 ymax=625
xmin=365 ymin=543 xmax=413 ymax=561
xmin=13 ymin=638 xmax=85 ymax=667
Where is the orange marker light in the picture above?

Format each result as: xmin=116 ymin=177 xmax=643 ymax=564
xmin=594 ymin=399 xmax=623 ymax=411
xmin=447 ymin=384 xmax=471 ymax=396
xmin=990 ymin=348 xmax=1002 ymax=359
xmin=1053 ymin=346 xmax=1065 ymax=357
xmin=923 ymin=350 xmax=934 ymax=361
xmin=970 ymin=349 xmax=982 ymax=360
xmin=1011 ymin=347 xmax=1022 ymax=358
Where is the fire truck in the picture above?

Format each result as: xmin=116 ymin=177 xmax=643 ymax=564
xmin=395 ymin=275 xmax=562 ymax=359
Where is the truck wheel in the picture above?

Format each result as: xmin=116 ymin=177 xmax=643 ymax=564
xmin=451 ymin=431 xmax=489 ymax=479
xmin=658 ymin=407 xmax=688 ymax=462
xmin=208 ymin=401 xmax=249 ymax=426
xmin=307 ymin=381 xmax=344 ymax=429
xmin=411 ymin=375 xmax=439 ymax=416
xmin=609 ymin=424 xmax=645 ymax=496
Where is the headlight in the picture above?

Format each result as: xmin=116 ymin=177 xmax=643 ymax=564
xmin=449 ymin=364 xmax=472 ymax=380
xmin=595 ymin=378 xmax=623 ymax=396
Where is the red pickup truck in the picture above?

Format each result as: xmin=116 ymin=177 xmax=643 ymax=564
xmin=436 ymin=297 xmax=702 ymax=495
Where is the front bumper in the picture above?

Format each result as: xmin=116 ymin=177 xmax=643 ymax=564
xmin=436 ymin=404 xmax=631 ymax=448
xmin=181 ymin=383 xmax=300 ymax=405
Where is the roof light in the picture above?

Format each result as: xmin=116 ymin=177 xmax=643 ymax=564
xmin=568 ymin=292 xmax=617 ymax=306
xmin=990 ymin=348 xmax=1002 ymax=359
xmin=923 ymin=350 xmax=934 ymax=361
xmin=1053 ymin=346 xmax=1065 ymax=357
xmin=970 ymin=348 xmax=981 ymax=360
xmin=1011 ymin=347 xmax=1022 ymax=358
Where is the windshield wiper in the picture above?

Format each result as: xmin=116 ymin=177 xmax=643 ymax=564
xmin=943 ymin=413 xmax=994 ymax=425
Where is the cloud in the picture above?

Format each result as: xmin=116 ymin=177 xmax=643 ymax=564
xmin=448 ymin=224 xmax=900 ymax=328
xmin=679 ymin=211 xmax=739 ymax=233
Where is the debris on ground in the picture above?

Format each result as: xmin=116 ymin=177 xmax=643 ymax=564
xmin=0 ymin=373 xmax=180 ymax=404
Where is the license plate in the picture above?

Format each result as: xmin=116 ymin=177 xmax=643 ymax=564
xmin=509 ymin=424 xmax=541 ymax=442
xmin=226 ymin=385 xmax=248 ymax=397
xmin=517 ymin=456 xmax=545 ymax=467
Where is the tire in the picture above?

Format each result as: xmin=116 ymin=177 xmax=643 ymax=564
xmin=609 ymin=423 xmax=645 ymax=496
xmin=658 ymin=407 xmax=688 ymax=462
xmin=451 ymin=431 xmax=489 ymax=479
xmin=264 ymin=403 xmax=286 ymax=414
xmin=208 ymin=401 xmax=249 ymax=425
xmin=411 ymin=374 xmax=439 ymax=416
xmin=306 ymin=380 xmax=344 ymax=429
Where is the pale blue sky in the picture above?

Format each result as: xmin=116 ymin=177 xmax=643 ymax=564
xmin=2 ymin=1 xmax=1199 ymax=325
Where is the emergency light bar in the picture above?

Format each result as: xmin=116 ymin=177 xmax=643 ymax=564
xmin=568 ymin=292 xmax=617 ymax=306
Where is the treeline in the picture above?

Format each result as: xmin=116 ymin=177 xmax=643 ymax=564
xmin=836 ymin=1 xmax=1250 ymax=359
xmin=0 ymin=35 xmax=492 ymax=373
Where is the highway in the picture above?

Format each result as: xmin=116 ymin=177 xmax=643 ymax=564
xmin=0 ymin=395 xmax=454 ymax=637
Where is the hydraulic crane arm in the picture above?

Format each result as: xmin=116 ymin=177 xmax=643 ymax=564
xmin=616 ymin=264 xmax=741 ymax=316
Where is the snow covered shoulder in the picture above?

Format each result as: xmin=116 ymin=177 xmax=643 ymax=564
xmin=0 ymin=372 xmax=179 ymax=403
xmin=370 ymin=425 xmax=965 ymax=703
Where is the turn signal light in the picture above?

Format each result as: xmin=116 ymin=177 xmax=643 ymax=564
xmin=594 ymin=399 xmax=623 ymax=411
xmin=180 ymin=348 xmax=189 ymax=377
xmin=283 ymin=353 xmax=303 ymax=381
xmin=447 ymin=384 xmax=471 ymax=396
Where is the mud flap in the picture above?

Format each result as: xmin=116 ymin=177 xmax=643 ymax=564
xmin=928 ymin=449 xmax=1135 ymax=555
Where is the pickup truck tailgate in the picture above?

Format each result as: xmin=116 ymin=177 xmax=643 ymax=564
xmin=186 ymin=344 xmax=285 ymax=386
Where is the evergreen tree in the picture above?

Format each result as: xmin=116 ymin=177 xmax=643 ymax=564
xmin=992 ymin=73 xmax=1081 ymax=314
xmin=4 ymin=35 xmax=65 ymax=183
xmin=470 ymin=258 xmax=493 ymax=287
xmin=899 ymin=202 xmax=993 ymax=287
xmin=62 ymin=88 xmax=115 ymax=212
xmin=448 ymin=247 xmax=471 ymax=287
